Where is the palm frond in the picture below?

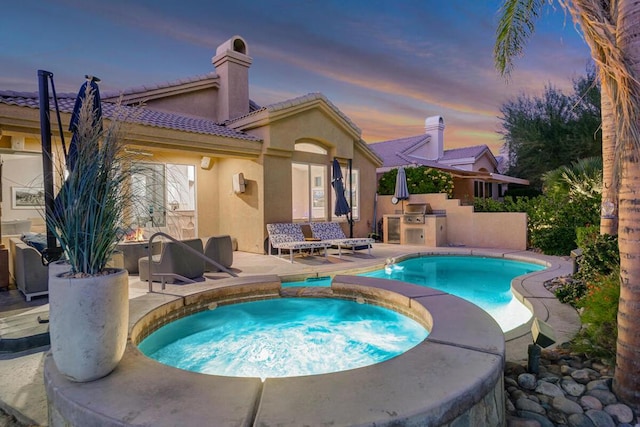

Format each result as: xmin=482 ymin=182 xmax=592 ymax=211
xmin=494 ymin=0 xmax=549 ymax=77
xmin=560 ymin=0 xmax=640 ymax=192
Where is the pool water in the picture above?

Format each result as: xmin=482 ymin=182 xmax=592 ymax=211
xmin=284 ymin=256 xmax=545 ymax=333
xmin=139 ymin=298 xmax=428 ymax=379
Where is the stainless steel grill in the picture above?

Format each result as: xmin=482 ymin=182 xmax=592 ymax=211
xmin=402 ymin=203 xmax=431 ymax=224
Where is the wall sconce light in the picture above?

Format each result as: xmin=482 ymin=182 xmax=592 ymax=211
xmin=201 ymin=156 xmax=212 ymax=169
xmin=601 ymin=199 xmax=616 ymax=218
xmin=232 ymin=172 xmax=246 ymax=193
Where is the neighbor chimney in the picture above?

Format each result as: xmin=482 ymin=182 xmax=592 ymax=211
xmin=424 ymin=116 xmax=445 ymax=160
xmin=212 ymin=35 xmax=252 ymax=122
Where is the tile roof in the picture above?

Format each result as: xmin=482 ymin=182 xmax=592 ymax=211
xmin=368 ymin=135 xmax=428 ymax=167
xmin=101 ymin=73 xmax=218 ymax=100
xmin=227 ymin=92 xmax=361 ymax=134
xmin=0 ymin=90 xmax=261 ymax=142
xmin=440 ymin=144 xmax=490 ymax=161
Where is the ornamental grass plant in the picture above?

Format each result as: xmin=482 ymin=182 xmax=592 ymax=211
xmin=47 ymin=87 xmax=133 ymax=276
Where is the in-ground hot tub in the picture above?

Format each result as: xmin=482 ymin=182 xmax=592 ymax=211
xmin=44 ymin=274 xmax=506 ymax=426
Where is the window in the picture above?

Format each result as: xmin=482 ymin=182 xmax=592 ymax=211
xmin=292 ymin=162 xmax=327 ymax=222
xmin=485 ymin=182 xmax=493 ymax=198
xmin=474 ymin=180 xmax=484 ymax=198
xmin=295 ymin=142 xmax=327 ymax=154
xmin=166 ymin=164 xmax=196 ymax=211
xmin=129 ymin=162 xmax=196 ymax=232
xmin=130 ymin=163 xmax=166 ymax=227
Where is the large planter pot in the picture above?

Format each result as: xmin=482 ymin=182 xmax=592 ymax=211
xmin=49 ymin=264 xmax=129 ymax=382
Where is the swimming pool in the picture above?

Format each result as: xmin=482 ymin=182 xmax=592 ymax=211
xmin=284 ymin=255 xmax=546 ymax=333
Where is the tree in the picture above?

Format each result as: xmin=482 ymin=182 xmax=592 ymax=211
xmin=495 ymin=0 xmax=640 ymax=409
xmin=500 ymin=70 xmax=602 ymax=189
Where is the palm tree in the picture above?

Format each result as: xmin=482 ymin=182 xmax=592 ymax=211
xmin=495 ymin=0 xmax=640 ymax=409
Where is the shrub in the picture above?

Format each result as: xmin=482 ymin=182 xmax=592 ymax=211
xmin=527 ymin=192 xmax=600 ymax=255
xmin=473 ymin=195 xmax=531 ymax=213
xmin=571 ymin=272 xmax=620 ymax=363
xmin=551 ymin=230 xmax=618 ymax=309
xmin=554 ymin=280 xmax=587 ymax=307
xmin=574 ymin=233 xmax=619 ymax=284
xmin=377 ymin=166 xmax=454 ymax=197
xmin=503 ymin=187 xmax=542 ymax=198
xmin=474 ymin=192 xmax=600 ymax=255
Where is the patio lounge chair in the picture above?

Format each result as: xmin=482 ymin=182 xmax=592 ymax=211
xmin=138 ymin=238 xmax=205 ymax=283
xmin=266 ymin=223 xmax=329 ymax=263
xmin=309 ymin=222 xmax=374 ymax=258
xmin=204 ymin=235 xmax=233 ymax=271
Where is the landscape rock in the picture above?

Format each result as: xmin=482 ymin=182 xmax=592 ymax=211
xmin=562 ymin=378 xmax=587 ymax=397
xmin=506 ymin=416 xmax=543 ymax=427
xmin=517 ymin=410 xmax=556 ymax=427
xmin=572 ymin=369 xmax=597 ymax=384
xmin=585 ymin=409 xmax=616 ymax=427
xmin=516 ymin=397 xmax=546 ymax=415
xmin=505 ymin=376 xmax=519 ymax=388
xmin=587 ymin=379 xmax=611 ymax=392
xmin=552 ymin=395 xmax=584 ymax=415
xmin=535 ymin=381 xmax=565 ymax=398
xmin=603 ymin=404 xmax=634 ymax=424
xmin=580 ymin=395 xmax=604 ymax=411
xmin=504 ymin=342 xmax=638 ymax=427
xmin=568 ymin=413 xmax=597 ymax=427
xmin=587 ymin=389 xmax=618 ymax=406
xmin=518 ymin=373 xmax=537 ymax=390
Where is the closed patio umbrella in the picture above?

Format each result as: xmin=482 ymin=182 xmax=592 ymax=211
xmin=394 ymin=166 xmax=410 ymax=205
xmin=332 ymin=158 xmax=350 ymax=217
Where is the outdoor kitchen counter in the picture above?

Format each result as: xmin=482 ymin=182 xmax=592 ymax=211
xmin=383 ymin=213 xmax=447 ymax=246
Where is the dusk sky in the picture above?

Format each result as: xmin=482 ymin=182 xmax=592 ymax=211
xmin=2 ymin=1 xmax=592 ymax=154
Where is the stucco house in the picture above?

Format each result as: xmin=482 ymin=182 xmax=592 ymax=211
xmin=369 ymin=116 xmax=528 ymax=202
xmin=0 ymin=35 xmax=382 ymax=266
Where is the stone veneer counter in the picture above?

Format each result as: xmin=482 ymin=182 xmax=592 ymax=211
xmin=45 ymin=274 xmax=506 ymax=426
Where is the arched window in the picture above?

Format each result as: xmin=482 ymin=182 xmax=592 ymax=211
xmin=294 ymin=142 xmax=327 ymax=155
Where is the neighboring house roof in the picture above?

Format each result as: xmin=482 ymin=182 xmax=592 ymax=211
xmin=369 ymin=134 xmax=527 ymax=184
xmin=0 ymin=90 xmax=261 ymax=142
xmin=370 ymin=134 xmax=496 ymax=168
xmin=439 ymin=145 xmax=491 ymax=162
xmin=368 ymin=135 xmax=428 ymax=168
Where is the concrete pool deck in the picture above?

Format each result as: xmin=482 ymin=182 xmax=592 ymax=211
xmin=0 ymin=244 xmax=580 ymax=426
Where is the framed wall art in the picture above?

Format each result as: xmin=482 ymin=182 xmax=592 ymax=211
xmin=12 ymin=187 xmax=45 ymax=209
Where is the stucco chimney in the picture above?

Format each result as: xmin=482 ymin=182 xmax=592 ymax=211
xmin=424 ymin=116 xmax=445 ymax=160
xmin=212 ymin=35 xmax=252 ymax=122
